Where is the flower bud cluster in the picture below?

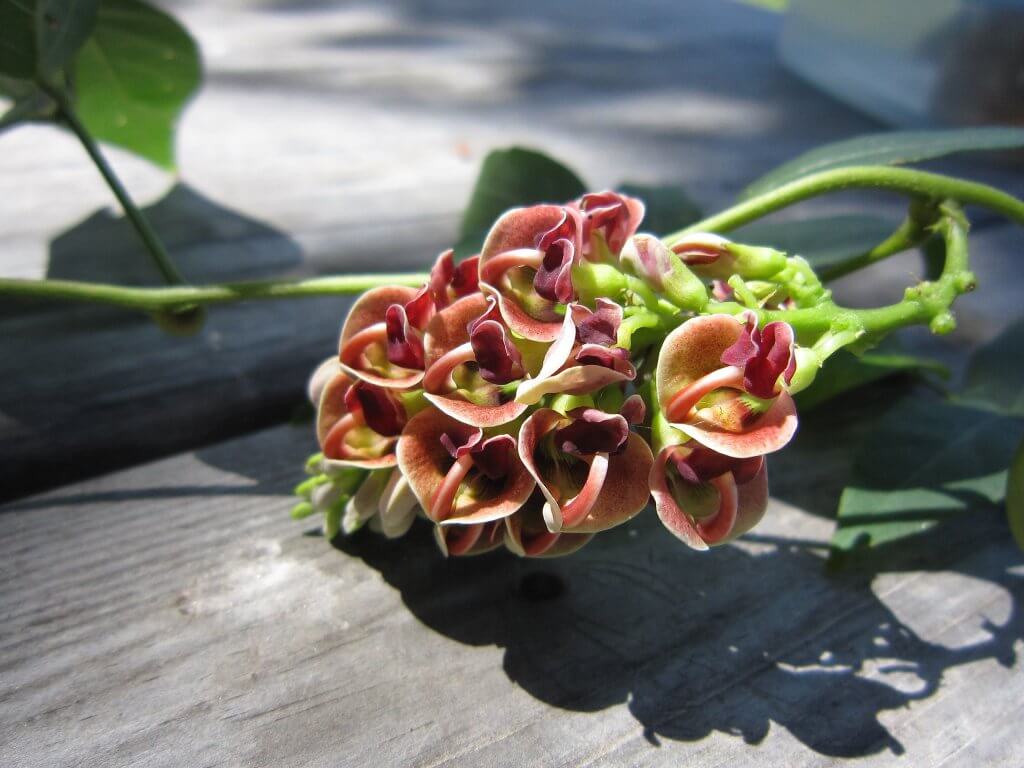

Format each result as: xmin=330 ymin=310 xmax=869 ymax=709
xmin=299 ymin=192 xmax=801 ymax=557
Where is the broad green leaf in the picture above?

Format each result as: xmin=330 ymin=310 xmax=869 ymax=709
xmin=741 ymin=127 xmax=1024 ymax=200
xmin=830 ymin=398 xmax=1024 ymax=559
xmin=36 ymin=0 xmax=98 ymax=78
xmin=73 ymin=0 xmax=201 ymax=169
xmin=961 ymin=316 xmax=1024 ymax=416
xmin=616 ymin=183 xmax=701 ymax=235
xmin=0 ymin=0 xmax=37 ymax=78
xmin=731 ymin=214 xmax=899 ymax=277
xmin=1007 ymin=436 xmax=1024 ymax=550
xmin=0 ymin=0 xmax=97 ymax=80
xmin=454 ymin=147 xmax=585 ymax=257
xmin=795 ymin=346 xmax=946 ymax=412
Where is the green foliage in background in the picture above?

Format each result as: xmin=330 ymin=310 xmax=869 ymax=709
xmin=0 ymin=0 xmax=201 ymax=168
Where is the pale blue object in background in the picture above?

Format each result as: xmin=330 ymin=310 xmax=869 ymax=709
xmin=780 ymin=0 xmax=1024 ymax=127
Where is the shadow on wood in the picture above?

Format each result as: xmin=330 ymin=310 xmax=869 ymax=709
xmin=329 ymin=508 xmax=1023 ymax=759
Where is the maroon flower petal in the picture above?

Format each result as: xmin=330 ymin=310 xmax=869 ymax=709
xmin=384 ymin=303 xmax=426 ymax=370
xmin=578 ymin=191 xmax=645 ymax=256
xmin=345 ymin=382 xmax=406 ymax=436
xmin=574 ymin=344 xmax=633 ymax=374
xmin=554 ymin=408 xmax=630 ymax=456
xmin=428 ymin=249 xmax=456 ymax=308
xmin=570 ymin=298 xmax=622 ymax=346
xmin=403 ymin=287 xmax=435 ymax=330
xmin=451 ymin=255 xmax=480 ymax=297
xmin=621 ymin=394 xmax=646 ymax=425
xmin=472 ymin=434 xmax=516 ymax=480
xmin=533 ymin=238 xmax=576 ymax=303
xmin=440 ymin=428 xmax=484 ymax=458
xmin=468 ymin=299 xmax=525 ymax=385
xmin=720 ymin=313 xmax=797 ymax=399
xmin=672 ymin=445 xmax=763 ymax=485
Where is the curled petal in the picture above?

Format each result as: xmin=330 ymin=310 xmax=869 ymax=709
xmin=435 ymin=520 xmax=505 ymax=557
xmin=340 ymin=285 xmax=425 ymax=388
xmin=650 ymin=445 xmax=769 ymax=549
xmin=518 ymin=409 xmax=653 ymax=533
xmin=504 ymin=500 xmax=593 ymax=558
xmin=478 ymin=205 xmax=569 ymax=342
xmin=316 ymin=372 xmax=398 ymax=469
xmin=342 ymin=469 xmax=392 ymax=535
xmin=468 ymin=299 xmax=525 ymax=385
xmin=424 ymin=294 xmax=488 ymax=368
xmin=344 ymin=381 xmax=406 ymax=436
xmin=424 ymin=393 xmax=528 ymax=428
xmin=720 ymin=313 xmax=797 ymax=398
xmin=620 ymin=234 xmax=674 ymax=291
xmin=402 ymin=287 xmax=435 ymax=331
xmin=428 ymin=249 xmax=456 ymax=308
xmin=571 ymin=298 xmax=622 ymax=346
xmin=565 ymin=434 xmax=653 ymax=534
xmin=578 ymin=191 xmax=645 ymax=257
xmin=657 ymin=314 xmax=744 ymax=408
xmin=374 ymin=469 xmax=419 ymax=539
xmin=480 ymin=205 xmax=566 ymax=267
xmin=340 ymin=285 xmax=419 ymax=352
xmin=621 ymin=394 xmax=646 ymax=425
xmin=554 ymin=408 xmax=629 ymax=456
xmin=451 ymin=255 xmax=480 ymax=298
xmin=478 ymin=282 xmax=563 ymax=343
xmin=398 ymin=408 xmax=535 ymax=526
xmin=307 ymin=356 xmax=341 ymax=407
xmin=670 ymin=232 xmax=730 ymax=267
xmin=384 ymin=303 xmax=425 ymax=370
xmin=515 ymin=311 xmax=634 ymax=405
xmin=680 ymin=390 xmax=798 ymax=459
xmin=534 ymin=239 xmax=576 ymax=303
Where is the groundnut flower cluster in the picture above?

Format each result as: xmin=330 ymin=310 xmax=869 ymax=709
xmin=297 ymin=192 xmax=802 ymax=557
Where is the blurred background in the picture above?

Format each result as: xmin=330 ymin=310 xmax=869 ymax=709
xmin=2 ymin=0 xmax=1023 ymax=496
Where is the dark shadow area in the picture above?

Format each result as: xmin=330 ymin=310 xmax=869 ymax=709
xmin=0 ymin=186 xmax=338 ymax=503
xmin=45 ymin=183 xmax=302 ymax=286
xmin=329 ymin=507 xmax=1022 ymax=758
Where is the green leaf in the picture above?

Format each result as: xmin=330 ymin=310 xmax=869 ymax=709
xmin=795 ymin=345 xmax=946 ymax=412
xmin=1006 ymin=436 xmax=1024 ymax=550
xmin=961 ymin=316 xmax=1024 ymax=416
xmin=731 ymin=214 xmax=899 ymax=276
xmin=830 ymin=398 xmax=1024 ymax=559
xmin=0 ymin=0 xmax=97 ymax=80
xmin=741 ymin=127 xmax=1024 ymax=200
xmin=37 ymin=0 xmax=98 ymax=78
xmin=454 ymin=147 xmax=586 ymax=257
xmin=72 ymin=0 xmax=201 ymax=169
xmin=0 ymin=0 xmax=37 ymax=78
xmin=616 ymin=183 xmax=701 ymax=235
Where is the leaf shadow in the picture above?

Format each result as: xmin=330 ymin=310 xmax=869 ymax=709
xmin=329 ymin=503 xmax=1022 ymax=759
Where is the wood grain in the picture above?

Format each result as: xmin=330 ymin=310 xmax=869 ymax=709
xmin=1 ymin=413 xmax=1020 ymax=767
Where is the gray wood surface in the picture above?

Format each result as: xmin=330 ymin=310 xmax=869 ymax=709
xmin=1 ymin=411 xmax=1021 ymax=767
xmin=2 ymin=0 xmax=1023 ymax=766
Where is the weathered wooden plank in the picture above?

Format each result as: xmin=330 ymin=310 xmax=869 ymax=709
xmin=1 ymin=408 xmax=1020 ymax=767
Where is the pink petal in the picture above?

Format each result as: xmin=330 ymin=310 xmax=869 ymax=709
xmin=562 ymin=433 xmax=654 ymax=534
xmin=649 ymin=447 xmax=710 ymax=551
xmin=397 ymin=407 xmax=534 ymax=526
xmin=339 ymin=285 xmax=420 ymax=351
xmin=680 ymin=391 xmax=798 ymax=458
xmin=424 ymin=392 xmax=528 ymax=428
xmin=656 ymin=314 xmax=744 ymax=411
xmin=479 ymin=283 xmax=563 ymax=343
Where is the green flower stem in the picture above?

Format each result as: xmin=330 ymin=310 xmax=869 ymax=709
xmin=0 ymin=273 xmax=431 ymax=314
xmin=704 ymin=202 xmax=974 ymax=342
xmin=665 ymin=166 xmax=1024 ymax=244
xmin=41 ymin=83 xmax=186 ymax=286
